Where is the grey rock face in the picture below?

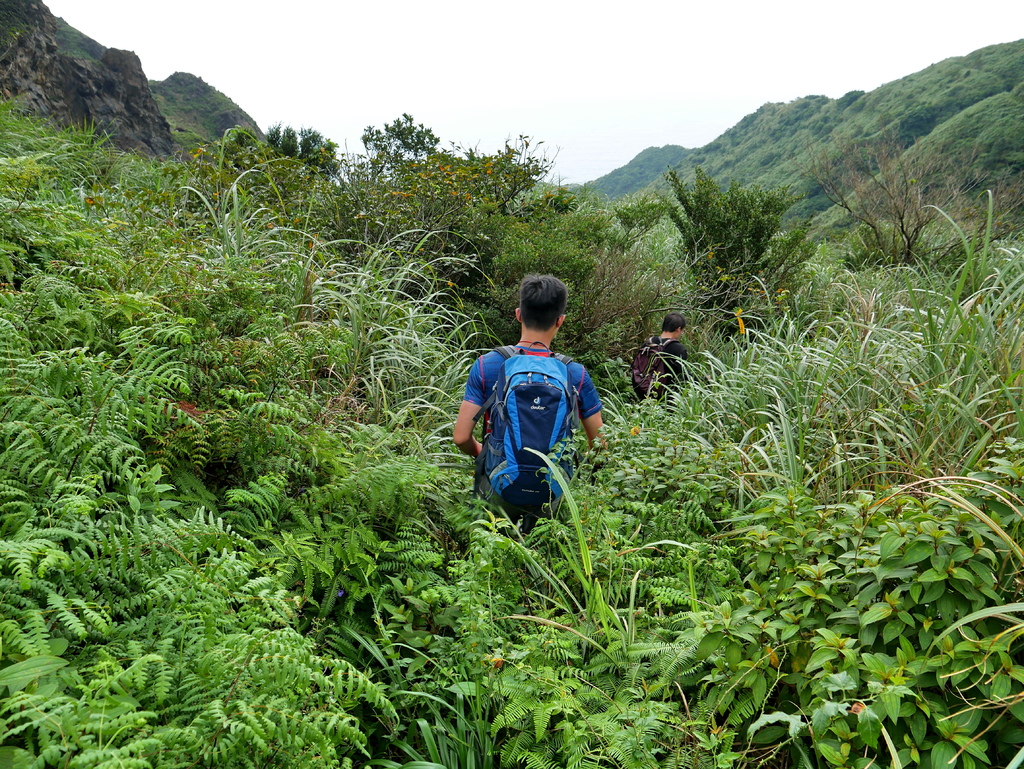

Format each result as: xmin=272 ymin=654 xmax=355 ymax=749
xmin=0 ymin=0 xmax=176 ymax=156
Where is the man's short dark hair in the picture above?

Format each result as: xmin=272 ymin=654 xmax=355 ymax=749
xmin=519 ymin=275 xmax=568 ymax=331
xmin=662 ymin=312 xmax=687 ymax=333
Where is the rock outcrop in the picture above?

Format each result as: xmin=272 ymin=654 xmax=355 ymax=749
xmin=0 ymin=0 xmax=176 ymax=156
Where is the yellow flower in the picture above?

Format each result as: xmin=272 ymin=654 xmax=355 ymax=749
xmin=630 ymin=426 xmax=641 ymax=436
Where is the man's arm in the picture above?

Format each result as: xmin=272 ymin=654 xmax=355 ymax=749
xmin=453 ymin=399 xmax=483 ymax=457
xmin=581 ymin=411 xmax=604 ymax=449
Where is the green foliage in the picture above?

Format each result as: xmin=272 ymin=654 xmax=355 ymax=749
xmin=265 ymin=122 xmax=341 ymax=178
xmin=470 ymin=188 xmax=673 ymax=366
xmin=667 ymin=166 xmax=813 ymax=317
xmin=694 ymin=472 xmax=1024 ymax=769
xmin=53 ymin=17 xmax=106 ymax=63
xmin=3 ymin=78 xmax=1024 ymax=769
xmin=150 ymin=72 xmax=264 ymax=150
xmin=590 ymin=145 xmax=696 ymax=199
xmin=481 ymin=477 xmax=737 ymax=769
xmin=611 ymin=193 xmax=671 ymax=247
xmin=0 ymin=507 xmax=393 ymax=768
xmin=361 ymin=113 xmax=441 ymax=174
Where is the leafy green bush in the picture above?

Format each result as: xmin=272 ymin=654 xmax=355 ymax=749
xmin=667 ymin=167 xmax=813 ymax=320
xmin=688 ymin=467 xmax=1024 ymax=769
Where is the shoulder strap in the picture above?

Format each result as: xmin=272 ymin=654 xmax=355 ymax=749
xmin=472 ymin=346 xmax=518 ymax=422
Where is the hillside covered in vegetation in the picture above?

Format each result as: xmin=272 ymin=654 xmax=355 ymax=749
xmin=1 ymin=100 xmax=1023 ymax=769
xmin=149 ymin=72 xmax=265 ymax=148
xmin=591 ymin=39 xmax=1024 ymax=222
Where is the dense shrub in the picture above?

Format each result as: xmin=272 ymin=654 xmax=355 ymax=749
xmin=667 ymin=166 xmax=814 ymax=321
xmin=690 ymin=468 xmax=1024 ymax=769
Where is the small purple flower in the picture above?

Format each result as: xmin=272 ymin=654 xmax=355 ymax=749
xmin=337 ymin=589 xmax=345 ymax=598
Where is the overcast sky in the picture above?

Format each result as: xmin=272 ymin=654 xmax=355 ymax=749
xmin=44 ymin=0 xmax=1023 ymax=184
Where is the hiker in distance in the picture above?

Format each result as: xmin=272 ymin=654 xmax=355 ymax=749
xmin=630 ymin=312 xmax=688 ymax=399
xmin=452 ymin=275 xmax=603 ymax=533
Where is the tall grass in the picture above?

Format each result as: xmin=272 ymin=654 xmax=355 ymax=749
xmin=652 ymin=223 xmax=1024 ymax=502
xmin=303 ymin=242 xmax=480 ymax=433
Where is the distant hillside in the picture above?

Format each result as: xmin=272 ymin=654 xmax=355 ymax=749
xmin=150 ymin=72 xmax=264 ymax=148
xmin=587 ymin=145 xmax=696 ymax=198
xmin=590 ymin=39 xmax=1024 ymax=220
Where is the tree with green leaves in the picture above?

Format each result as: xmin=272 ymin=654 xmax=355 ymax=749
xmin=266 ymin=123 xmax=341 ymax=178
xmin=667 ymin=166 xmax=813 ymax=319
xmin=361 ymin=113 xmax=440 ymax=174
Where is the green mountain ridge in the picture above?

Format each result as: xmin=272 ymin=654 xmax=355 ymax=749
xmin=590 ymin=39 xmax=1024 ymax=219
xmin=150 ymin=72 xmax=265 ymax=147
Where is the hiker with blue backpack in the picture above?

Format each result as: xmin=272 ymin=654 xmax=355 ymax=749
xmin=452 ymin=275 xmax=604 ymax=533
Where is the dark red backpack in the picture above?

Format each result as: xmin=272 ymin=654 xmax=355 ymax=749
xmin=630 ymin=336 xmax=670 ymax=399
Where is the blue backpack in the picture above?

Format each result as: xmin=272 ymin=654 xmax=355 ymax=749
xmin=477 ymin=346 xmax=580 ymax=507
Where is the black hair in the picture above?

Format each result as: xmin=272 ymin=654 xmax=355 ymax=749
xmin=662 ymin=312 xmax=687 ymax=333
xmin=519 ymin=274 xmax=568 ymax=331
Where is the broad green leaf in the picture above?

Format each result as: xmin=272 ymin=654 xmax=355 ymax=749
xmin=880 ymin=533 xmax=906 ymax=560
xmin=878 ymin=689 xmax=903 ymax=722
xmin=857 ymin=704 xmax=882 ymax=748
xmin=923 ymin=581 xmax=946 ymax=603
xmin=861 ymin=652 xmax=893 ymax=677
xmin=822 ymin=671 xmax=857 ymax=693
xmin=931 ymin=740 xmax=958 ymax=768
xmin=1010 ymin=700 xmax=1024 ymax=723
xmin=909 ymin=711 xmax=928 ymax=744
xmin=862 ymin=602 xmax=894 ymax=624
xmin=901 ymin=540 xmax=933 ymax=566
xmin=447 ymin=681 xmax=479 ymax=696
xmin=883 ymin=619 xmax=907 ymax=645
xmin=750 ymin=671 xmax=767 ymax=707
xmin=724 ymin=640 xmax=743 ymax=668
xmin=0 ymin=656 xmax=68 ymax=694
xmin=816 ymin=739 xmax=846 ymax=765
xmin=811 ymin=701 xmax=846 ymax=735
xmin=805 ymin=646 xmax=838 ymax=673
xmin=991 ymin=674 xmax=1012 ymax=699
xmin=748 ymin=711 xmax=806 ymax=740
xmin=695 ymin=631 xmax=724 ymax=661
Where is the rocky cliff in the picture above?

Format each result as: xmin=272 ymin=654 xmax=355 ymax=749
xmin=0 ymin=0 xmax=176 ymax=156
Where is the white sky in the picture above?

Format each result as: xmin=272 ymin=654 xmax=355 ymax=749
xmin=44 ymin=0 xmax=1024 ymax=184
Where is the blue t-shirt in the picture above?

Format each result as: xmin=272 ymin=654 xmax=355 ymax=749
xmin=463 ymin=345 xmax=602 ymax=419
